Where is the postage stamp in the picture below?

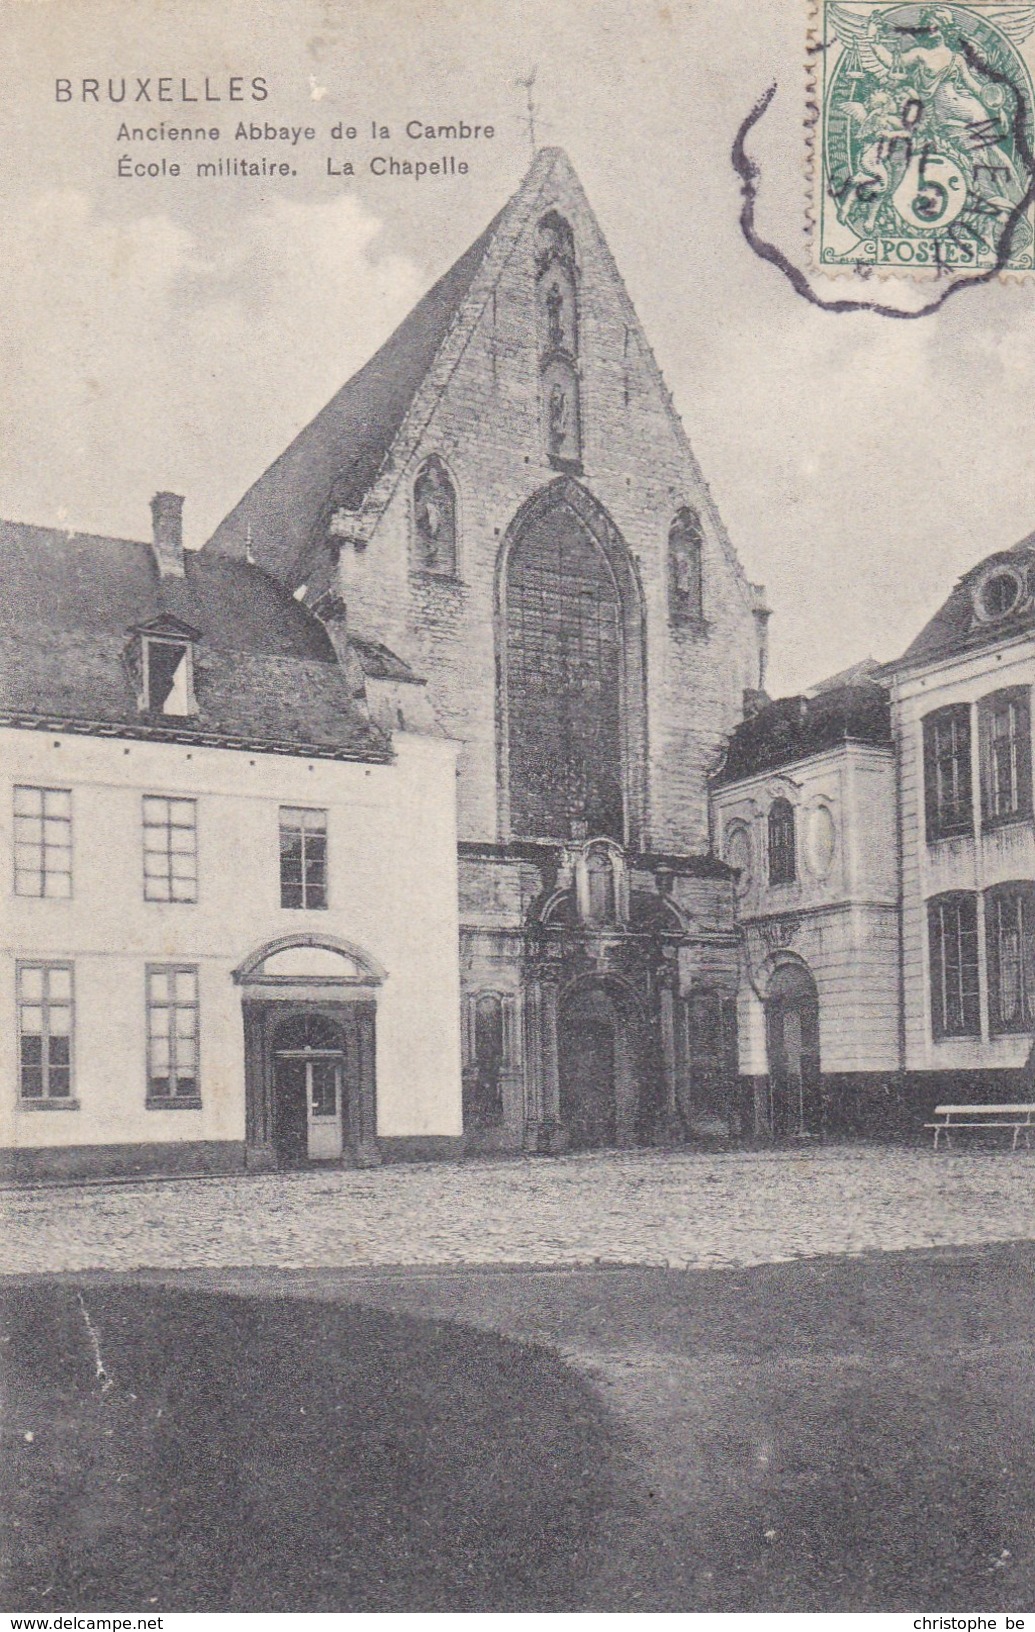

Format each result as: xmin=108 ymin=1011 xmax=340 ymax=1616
xmin=809 ymin=2 xmax=1035 ymax=274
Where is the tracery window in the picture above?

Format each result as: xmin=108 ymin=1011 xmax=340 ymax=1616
xmin=413 ymin=454 xmax=458 ymax=576
xmin=506 ymin=504 xmax=623 ymax=841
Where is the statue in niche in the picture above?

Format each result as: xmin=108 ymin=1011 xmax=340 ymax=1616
xmin=536 ymin=210 xmax=576 ymax=270
xmin=585 ymin=848 xmax=617 ymax=924
xmin=545 ymin=280 xmax=565 ymax=350
xmin=548 ymin=383 xmax=569 ymax=457
xmin=668 ymin=508 xmax=704 ymax=623
xmin=413 ymin=455 xmax=457 ymax=574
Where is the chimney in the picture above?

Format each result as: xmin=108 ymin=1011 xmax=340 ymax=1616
xmin=150 ymin=492 xmax=185 ymax=578
xmin=742 ymin=687 xmax=770 ymax=720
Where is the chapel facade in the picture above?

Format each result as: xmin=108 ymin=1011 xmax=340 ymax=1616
xmin=208 ymin=148 xmax=769 ymax=1151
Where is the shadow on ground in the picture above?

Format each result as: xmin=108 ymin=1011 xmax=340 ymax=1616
xmin=4 ymin=1243 xmax=1035 ymax=1611
xmin=0 ymin=1286 xmax=621 ymax=1612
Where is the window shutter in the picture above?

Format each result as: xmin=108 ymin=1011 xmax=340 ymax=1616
xmin=977 ymin=696 xmax=993 ymax=827
xmin=985 ymin=892 xmax=1002 ymax=1033
xmin=1023 ymin=886 xmax=1035 ymax=1028
xmin=923 ymin=717 xmax=940 ymax=843
xmin=1017 ymin=689 xmax=1033 ymax=819
xmin=927 ymin=898 xmax=946 ymax=1039
xmin=954 ymin=707 xmax=974 ymax=836
xmin=959 ymin=893 xmax=980 ymax=1036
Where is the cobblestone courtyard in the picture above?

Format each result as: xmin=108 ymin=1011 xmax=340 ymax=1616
xmin=2 ymin=1145 xmax=1033 ymax=1274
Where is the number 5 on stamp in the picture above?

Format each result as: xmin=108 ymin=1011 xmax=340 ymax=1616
xmin=809 ymin=1 xmax=1035 ymax=274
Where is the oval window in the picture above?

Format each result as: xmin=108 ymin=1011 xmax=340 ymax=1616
xmin=806 ymin=805 xmax=836 ymax=878
xmin=979 ymin=569 xmax=1023 ymax=620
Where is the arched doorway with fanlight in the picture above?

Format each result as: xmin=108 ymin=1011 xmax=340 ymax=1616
xmin=233 ymin=934 xmax=385 ymax=1170
xmin=764 ymin=960 xmax=821 ymax=1138
xmin=272 ymin=1012 xmax=347 ymax=1167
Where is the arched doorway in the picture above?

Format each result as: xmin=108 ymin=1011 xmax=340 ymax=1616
xmin=272 ymin=1013 xmax=346 ymax=1167
xmin=765 ymin=962 xmax=821 ymax=1137
xmin=234 ymin=935 xmax=384 ymax=1170
xmin=558 ymin=981 xmax=644 ymax=1149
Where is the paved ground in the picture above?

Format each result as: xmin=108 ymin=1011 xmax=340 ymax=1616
xmin=2 ymin=1145 xmax=1033 ymax=1273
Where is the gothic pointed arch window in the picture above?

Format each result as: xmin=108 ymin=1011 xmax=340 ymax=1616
xmin=668 ymin=508 xmax=704 ymax=625
xmin=413 ymin=454 xmax=458 ymax=576
xmin=536 ymin=211 xmax=582 ymax=468
xmin=505 ymin=495 xmax=625 ymax=843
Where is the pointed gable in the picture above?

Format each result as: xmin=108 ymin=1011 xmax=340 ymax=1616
xmin=198 ymin=147 xmax=765 ymax=853
xmin=203 ymin=147 xmax=760 ymax=609
xmin=204 ymin=203 xmax=509 ymax=576
xmin=130 ymin=612 xmax=204 ymax=641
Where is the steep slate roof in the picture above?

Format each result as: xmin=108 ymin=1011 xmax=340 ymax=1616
xmin=349 ymin=634 xmax=421 ymax=682
xmin=805 ymin=657 xmax=882 ymax=696
xmin=713 ymin=682 xmax=892 ymax=786
xmin=889 ymin=534 xmax=1035 ymax=671
xmin=0 ymin=520 xmax=390 ymax=761
xmin=204 ymin=205 xmax=507 ymax=575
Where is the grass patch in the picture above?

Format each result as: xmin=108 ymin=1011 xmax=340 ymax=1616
xmin=0 ymin=1285 xmax=620 ymax=1611
xmin=4 ymin=1245 xmax=1035 ymax=1611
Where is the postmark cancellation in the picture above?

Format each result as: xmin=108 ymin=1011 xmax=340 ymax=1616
xmin=808 ymin=2 xmax=1035 ymax=274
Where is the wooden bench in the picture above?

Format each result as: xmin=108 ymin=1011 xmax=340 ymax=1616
xmin=926 ymin=1104 xmax=1035 ymax=1151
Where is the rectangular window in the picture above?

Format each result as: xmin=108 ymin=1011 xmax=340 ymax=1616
xmin=146 ymin=965 xmax=200 ymax=1102
xmin=927 ymin=893 xmax=981 ymax=1039
xmin=768 ymin=800 xmax=797 ymax=886
xmin=14 ymin=786 xmax=72 ymax=898
xmin=17 ymin=963 xmax=74 ymax=1101
xmin=143 ymin=796 xmax=198 ymax=903
xmin=986 ymin=884 xmax=1035 ymax=1035
xmin=923 ymin=705 xmax=974 ymax=842
xmin=279 ymin=807 xmax=328 ymax=909
xmin=979 ymin=688 xmax=1032 ymax=827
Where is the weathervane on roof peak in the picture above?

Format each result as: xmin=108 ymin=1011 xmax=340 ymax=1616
xmin=516 ymin=66 xmax=538 ymax=159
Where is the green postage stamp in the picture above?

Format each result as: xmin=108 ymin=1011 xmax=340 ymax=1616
xmin=810 ymin=2 xmax=1035 ymax=273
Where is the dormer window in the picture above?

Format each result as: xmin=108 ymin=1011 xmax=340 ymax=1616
xmin=127 ymin=615 xmax=201 ymax=717
xmin=972 ymin=563 xmax=1029 ymax=624
xmin=145 ymin=637 xmax=193 ymax=714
